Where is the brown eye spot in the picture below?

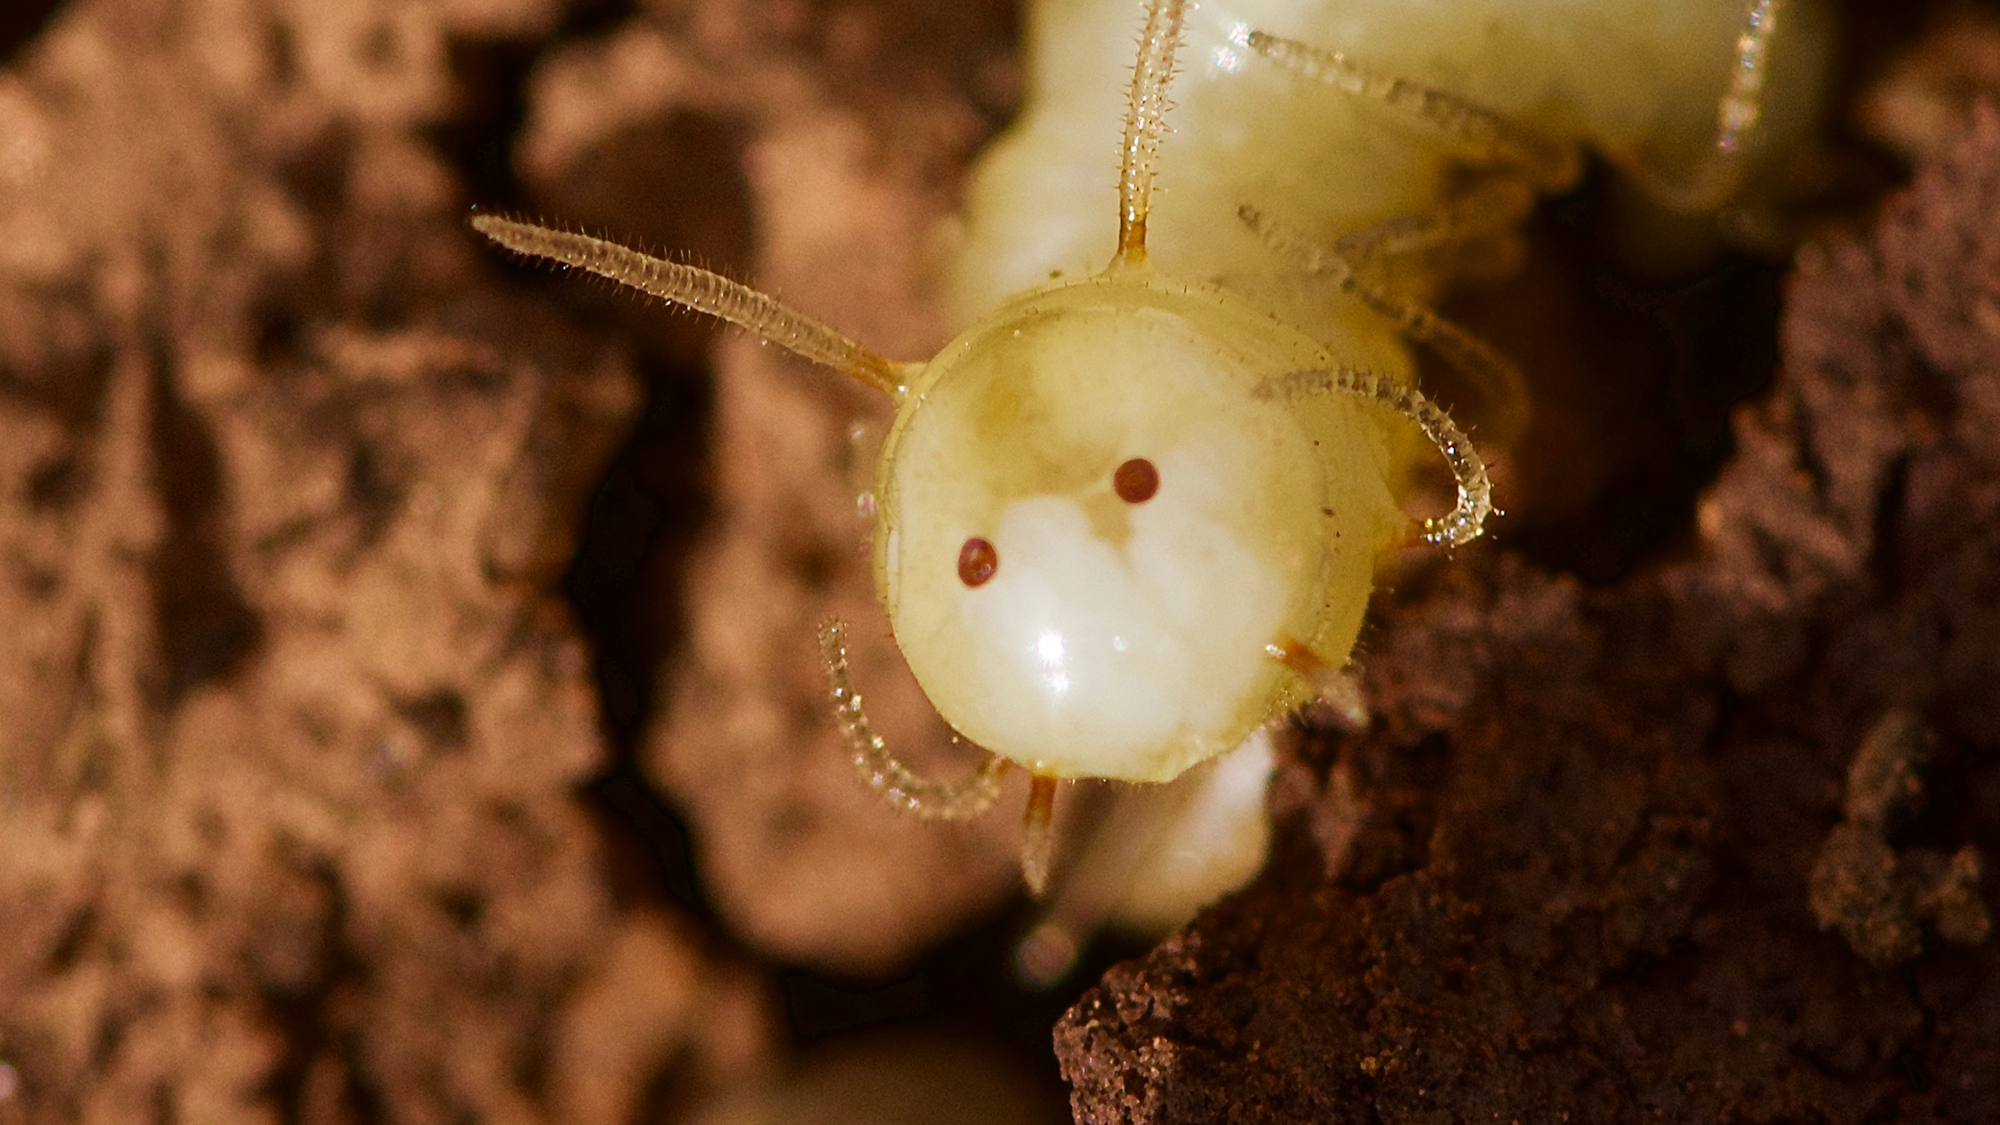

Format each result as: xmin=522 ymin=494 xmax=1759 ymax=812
xmin=1113 ymin=457 xmax=1159 ymax=504
xmin=958 ymin=537 xmax=998 ymax=587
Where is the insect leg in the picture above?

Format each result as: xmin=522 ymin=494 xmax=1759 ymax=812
xmin=1326 ymin=178 xmax=1537 ymax=269
xmin=1256 ymin=366 xmax=1493 ymax=547
xmin=1265 ymin=636 xmax=1369 ymax=727
xmin=1250 ymin=0 xmax=1786 ymax=214
xmin=1605 ymin=0 xmax=1782 ymax=212
xmin=1241 ymin=28 xmax=1579 ymax=191
xmin=1021 ymin=775 xmax=1061 ymax=897
xmin=1240 ymin=204 xmax=1528 ymax=432
xmin=1015 ymin=783 xmax=1180 ymax=985
xmin=819 ymin=620 xmax=1007 ymax=821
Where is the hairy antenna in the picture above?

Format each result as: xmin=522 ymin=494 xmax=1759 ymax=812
xmin=1257 ymin=367 xmax=1493 ymax=546
xmin=472 ymin=214 xmax=907 ymax=398
xmin=1113 ymin=0 xmax=1190 ymax=265
xmin=819 ymin=620 xmax=1007 ymax=821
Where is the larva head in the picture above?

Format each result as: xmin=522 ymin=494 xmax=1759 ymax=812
xmin=874 ymin=272 xmax=1402 ymax=783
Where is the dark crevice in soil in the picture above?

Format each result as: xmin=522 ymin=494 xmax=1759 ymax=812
xmin=426 ymin=0 xmax=723 ymax=923
xmin=256 ymin=860 xmax=380 ymax=1125
xmin=431 ymin=37 xmax=541 ymax=216
xmin=1443 ymin=164 xmax=1785 ymax=585
xmin=0 ymin=0 xmax=64 ymax=65
xmin=772 ymin=898 xmax=1149 ymax=1114
xmin=566 ymin=349 xmax=712 ymax=916
xmin=428 ymin=0 xmax=641 ymax=214
xmin=147 ymin=335 xmax=264 ymax=710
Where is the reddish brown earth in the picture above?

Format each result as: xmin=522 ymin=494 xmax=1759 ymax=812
xmin=0 ymin=0 xmax=1991 ymax=1124
xmin=1056 ymin=87 xmax=2000 ymax=1125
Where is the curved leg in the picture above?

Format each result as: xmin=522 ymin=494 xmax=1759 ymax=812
xmin=1256 ymin=367 xmax=1493 ymax=547
xmin=1247 ymin=0 xmax=1784 ymax=214
xmin=1328 ymin=177 xmax=1537 ymax=269
xmin=1240 ymin=204 xmax=1528 ymax=433
xmin=818 ymin=620 xmax=1006 ymax=821
xmin=1241 ymin=28 xmax=1578 ymax=190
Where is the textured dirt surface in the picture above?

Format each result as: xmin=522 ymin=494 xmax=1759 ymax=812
xmin=1054 ymin=94 xmax=2000 ymax=1125
xmin=0 ymin=0 xmax=1034 ymax=1122
xmin=0 ymin=0 xmax=793 ymax=1121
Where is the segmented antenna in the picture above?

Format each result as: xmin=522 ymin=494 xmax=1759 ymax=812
xmin=1257 ymin=367 xmax=1493 ymax=547
xmin=472 ymin=214 xmax=907 ymax=398
xmin=818 ymin=620 xmax=1007 ymax=821
xmin=1113 ymin=0 xmax=1190 ymax=265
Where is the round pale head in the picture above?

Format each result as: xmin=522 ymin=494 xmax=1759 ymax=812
xmin=876 ymin=274 xmax=1398 ymax=783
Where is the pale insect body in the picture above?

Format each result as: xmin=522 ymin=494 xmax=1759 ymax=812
xmin=957 ymin=0 xmax=1825 ymax=328
xmin=475 ymin=0 xmax=1817 ymax=899
xmin=964 ymin=0 xmax=1822 ymax=944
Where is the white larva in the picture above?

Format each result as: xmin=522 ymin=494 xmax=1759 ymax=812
xmin=475 ymin=0 xmax=1822 ymax=904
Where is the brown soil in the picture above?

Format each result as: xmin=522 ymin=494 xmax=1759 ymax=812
xmin=1055 ymin=90 xmax=2000 ymax=1125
